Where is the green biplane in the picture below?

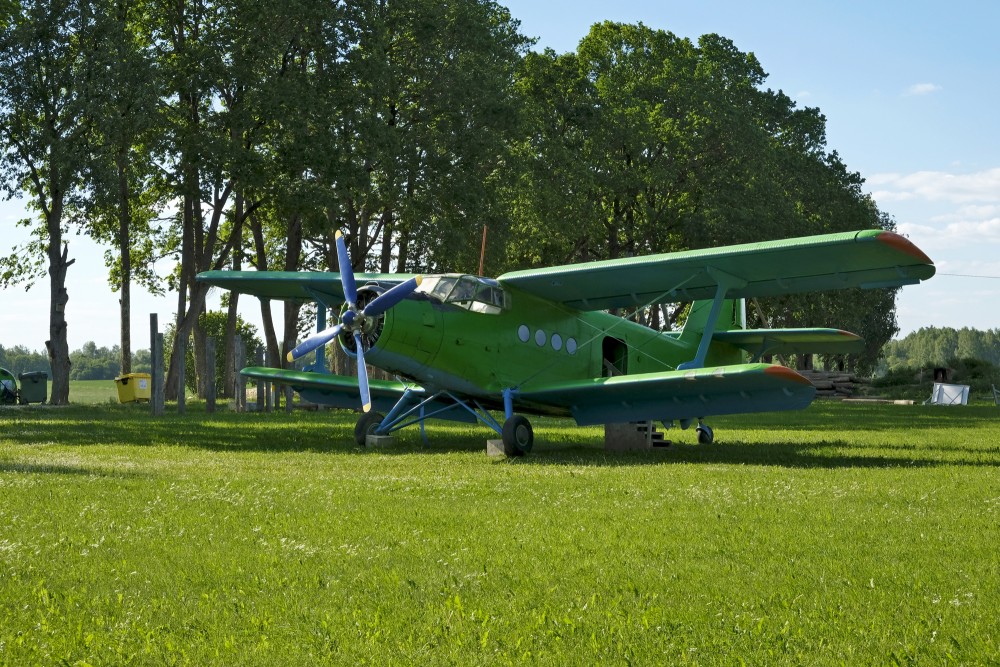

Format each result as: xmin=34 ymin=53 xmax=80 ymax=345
xmin=197 ymin=229 xmax=934 ymax=454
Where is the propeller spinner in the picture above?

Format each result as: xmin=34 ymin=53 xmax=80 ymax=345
xmin=286 ymin=230 xmax=422 ymax=412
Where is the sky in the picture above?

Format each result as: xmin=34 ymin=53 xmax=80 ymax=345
xmin=3 ymin=0 xmax=1000 ymax=352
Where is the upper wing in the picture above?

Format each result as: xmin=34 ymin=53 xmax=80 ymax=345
xmin=516 ymin=363 xmax=816 ymax=426
xmin=497 ymin=230 xmax=934 ymax=311
xmin=196 ymin=270 xmax=417 ymax=304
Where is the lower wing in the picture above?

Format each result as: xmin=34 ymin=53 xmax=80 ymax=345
xmin=240 ymin=367 xmax=477 ymax=423
xmin=517 ymin=364 xmax=816 ymax=426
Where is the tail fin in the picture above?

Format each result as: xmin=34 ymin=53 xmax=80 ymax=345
xmin=679 ymin=298 xmax=745 ymax=342
xmin=677 ymin=298 xmax=746 ymax=367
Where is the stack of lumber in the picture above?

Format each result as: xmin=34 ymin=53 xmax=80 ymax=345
xmin=795 ymin=370 xmax=867 ymax=398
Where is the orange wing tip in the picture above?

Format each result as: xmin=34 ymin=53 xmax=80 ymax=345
xmin=763 ymin=365 xmax=813 ymax=386
xmin=876 ymin=231 xmax=933 ymax=264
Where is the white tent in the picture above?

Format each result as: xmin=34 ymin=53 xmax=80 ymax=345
xmin=924 ymin=382 xmax=970 ymax=406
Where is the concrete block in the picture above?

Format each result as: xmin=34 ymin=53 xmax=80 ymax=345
xmin=486 ymin=439 xmax=506 ymax=457
xmin=604 ymin=422 xmax=653 ymax=451
xmin=366 ymin=434 xmax=395 ymax=448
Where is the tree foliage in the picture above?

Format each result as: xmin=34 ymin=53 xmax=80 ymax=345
xmin=883 ymin=327 xmax=1000 ymax=370
xmin=2 ymin=7 xmax=908 ymax=388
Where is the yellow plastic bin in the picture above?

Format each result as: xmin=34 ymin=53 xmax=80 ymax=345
xmin=115 ymin=373 xmax=152 ymax=403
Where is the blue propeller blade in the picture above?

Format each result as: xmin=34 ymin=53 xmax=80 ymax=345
xmin=286 ymin=324 xmax=343 ymax=362
xmin=354 ymin=332 xmax=371 ymax=413
xmin=362 ymin=276 xmax=423 ymax=318
xmin=335 ymin=230 xmax=357 ymax=306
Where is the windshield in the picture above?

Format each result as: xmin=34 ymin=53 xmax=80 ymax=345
xmin=417 ymin=275 xmax=507 ymax=314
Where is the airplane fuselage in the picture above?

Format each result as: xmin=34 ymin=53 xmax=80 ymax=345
xmin=360 ymin=276 xmax=744 ymax=413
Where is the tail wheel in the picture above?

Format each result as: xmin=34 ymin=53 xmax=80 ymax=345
xmin=502 ymin=415 xmax=534 ymax=456
xmin=355 ymin=411 xmax=385 ymax=446
xmin=696 ymin=422 xmax=714 ymax=445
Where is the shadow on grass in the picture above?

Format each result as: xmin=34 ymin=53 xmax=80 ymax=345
xmin=0 ymin=460 xmax=144 ymax=477
xmin=514 ymin=440 xmax=1000 ymax=470
xmin=3 ymin=402 xmax=999 ymax=470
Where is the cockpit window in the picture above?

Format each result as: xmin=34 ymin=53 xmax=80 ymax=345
xmin=417 ymin=275 xmax=507 ymax=314
xmin=421 ymin=275 xmax=459 ymax=302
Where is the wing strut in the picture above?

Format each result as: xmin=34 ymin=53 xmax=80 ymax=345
xmin=677 ymin=267 xmax=747 ymax=370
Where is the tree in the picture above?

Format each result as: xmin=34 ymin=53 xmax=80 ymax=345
xmin=0 ymin=0 xmax=101 ymax=403
xmin=78 ymin=0 xmax=165 ymax=376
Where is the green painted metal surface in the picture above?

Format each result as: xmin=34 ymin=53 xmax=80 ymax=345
xmin=497 ymin=230 xmax=935 ymax=311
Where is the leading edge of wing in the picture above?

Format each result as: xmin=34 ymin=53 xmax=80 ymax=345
xmin=713 ymin=328 xmax=865 ymax=356
xmin=196 ymin=270 xmax=417 ymax=303
xmin=517 ymin=364 xmax=816 ymax=426
xmin=240 ymin=367 xmax=412 ymax=412
xmin=497 ymin=229 xmax=935 ymax=311
xmin=239 ymin=367 xmax=478 ymax=423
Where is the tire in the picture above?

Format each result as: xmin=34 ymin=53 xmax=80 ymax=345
xmin=501 ymin=415 xmax=534 ymax=456
xmin=354 ymin=411 xmax=385 ymax=446
xmin=696 ymin=423 xmax=714 ymax=445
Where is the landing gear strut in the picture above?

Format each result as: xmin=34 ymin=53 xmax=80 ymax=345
xmin=502 ymin=415 xmax=534 ymax=457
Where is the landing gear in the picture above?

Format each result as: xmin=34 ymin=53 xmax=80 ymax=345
xmin=354 ymin=411 xmax=385 ymax=446
xmin=696 ymin=421 xmax=714 ymax=445
xmin=502 ymin=415 xmax=534 ymax=457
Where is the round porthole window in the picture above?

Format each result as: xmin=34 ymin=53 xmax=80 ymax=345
xmin=551 ymin=333 xmax=563 ymax=351
xmin=566 ymin=337 xmax=578 ymax=355
xmin=517 ymin=325 xmax=530 ymax=342
xmin=535 ymin=329 xmax=546 ymax=346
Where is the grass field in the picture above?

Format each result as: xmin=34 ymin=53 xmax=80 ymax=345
xmin=2 ymin=399 xmax=999 ymax=664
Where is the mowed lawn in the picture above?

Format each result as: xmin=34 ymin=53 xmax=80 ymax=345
xmin=2 ymin=397 xmax=999 ymax=665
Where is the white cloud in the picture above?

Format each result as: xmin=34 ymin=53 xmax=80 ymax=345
xmin=905 ymin=82 xmax=942 ymax=96
xmin=869 ymin=168 xmax=1000 ymax=204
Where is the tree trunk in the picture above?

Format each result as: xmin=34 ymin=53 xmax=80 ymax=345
xmin=46 ymin=227 xmax=74 ymax=405
xmin=221 ymin=193 xmax=244 ymax=398
xmin=116 ymin=148 xmax=132 ymax=375
xmin=281 ymin=213 xmax=304 ymax=369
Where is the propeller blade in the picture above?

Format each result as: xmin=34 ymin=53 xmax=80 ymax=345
xmin=362 ymin=276 xmax=423 ymax=318
xmin=335 ymin=230 xmax=357 ymax=306
xmin=354 ymin=332 xmax=371 ymax=413
xmin=286 ymin=324 xmax=343 ymax=363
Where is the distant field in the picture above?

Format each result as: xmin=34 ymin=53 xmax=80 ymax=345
xmin=70 ymin=379 xmax=123 ymax=404
xmin=2 ymin=401 xmax=999 ymax=664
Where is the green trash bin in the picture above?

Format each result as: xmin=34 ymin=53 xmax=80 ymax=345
xmin=0 ymin=368 xmax=17 ymax=405
xmin=18 ymin=371 xmax=48 ymax=404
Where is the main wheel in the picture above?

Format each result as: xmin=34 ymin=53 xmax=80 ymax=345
xmin=696 ymin=422 xmax=714 ymax=445
xmin=501 ymin=415 xmax=534 ymax=456
xmin=354 ymin=411 xmax=385 ymax=446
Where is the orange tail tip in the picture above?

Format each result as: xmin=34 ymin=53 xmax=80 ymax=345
xmin=763 ymin=365 xmax=813 ymax=386
xmin=876 ymin=231 xmax=933 ymax=264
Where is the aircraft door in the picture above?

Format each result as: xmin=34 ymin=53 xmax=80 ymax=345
xmin=602 ymin=337 xmax=628 ymax=377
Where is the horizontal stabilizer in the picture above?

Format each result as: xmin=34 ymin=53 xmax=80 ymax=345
xmin=518 ymin=364 xmax=816 ymax=426
xmin=714 ymin=328 xmax=864 ymax=358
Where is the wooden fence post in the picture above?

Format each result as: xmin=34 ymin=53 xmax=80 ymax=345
xmin=177 ymin=335 xmax=186 ymax=415
xmin=205 ymin=337 xmax=216 ymax=414
xmin=255 ymin=347 xmax=264 ymax=412
xmin=150 ymin=314 xmax=164 ymax=416
xmin=234 ymin=334 xmax=245 ymax=412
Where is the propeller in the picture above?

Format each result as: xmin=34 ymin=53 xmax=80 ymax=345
xmin=286 ymin=230 xmax=422 ymax=413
